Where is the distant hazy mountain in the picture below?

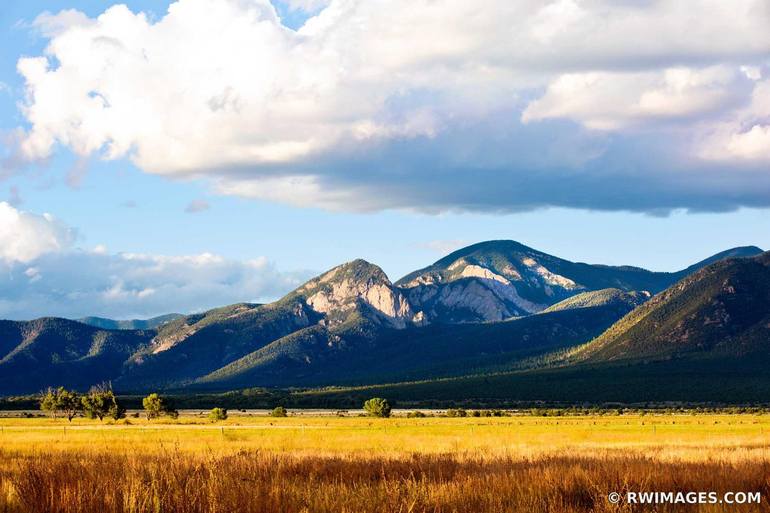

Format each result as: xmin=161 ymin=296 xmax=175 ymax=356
xmin=78 ymin=314 xmax=184 ymax=331
xmin=0 ymin=241 xmax=764 ymax=396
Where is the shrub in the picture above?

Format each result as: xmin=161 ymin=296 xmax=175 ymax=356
xmin=208 ymin=408 xmax=228 ymax=422
xmin=407 ymin=411 xmax=426 ymax=418
xmin=446 ymin=408 xmax=467 ymax=418
xmin=363 ymin=398 xmax=391 ymax=418
xmin=270 ymin=406 xmax=288 ymax=418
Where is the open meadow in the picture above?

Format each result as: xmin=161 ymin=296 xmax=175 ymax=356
xmin=2 ymin=412 xmax=770 ymax=512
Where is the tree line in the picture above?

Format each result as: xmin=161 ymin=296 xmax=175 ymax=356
xmin=38 ymin=388 xmax=395 ymax=421
xmin=39 ymin=385 xmax=178 ymax=421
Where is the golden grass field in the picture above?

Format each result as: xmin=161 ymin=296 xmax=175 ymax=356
xmin=2 ymin=412 xmax=770 ymax=512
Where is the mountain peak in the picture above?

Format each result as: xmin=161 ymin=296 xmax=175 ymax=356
xmin=337 ymin=259 xmax=392 ymax=285
xmin=297 ymin=259 xmax=414 ymax=328
xmin=299 ymin=259 xmax=392 ymax=293
xmin=432 ymin=240 xmax=533 ymax=266
xmin=396 ymin=239 xmax=585 ymax=321
xmin=676 ymin=245 xmax=765 ymax=276
xmin=396 ymin=240 xmax=538 ymax=286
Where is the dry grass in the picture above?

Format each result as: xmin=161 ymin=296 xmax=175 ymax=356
xmin=2 ymin=414 xmax=770 ymax=512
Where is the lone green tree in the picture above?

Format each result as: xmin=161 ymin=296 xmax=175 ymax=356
xmin=57 ymin=388 xmax=81 ymax=422
xmin=363 ymin=397 xmax=391 ymax=418
xmin=82 ymin=384 xmax=123 ymax=421
xmin=270 ymin=406 xmax=288 ymax=418
xmin=208 ymin=407 xmax=228 ymax=422
xmin=143 ymin=393 xmax=177 ymax=420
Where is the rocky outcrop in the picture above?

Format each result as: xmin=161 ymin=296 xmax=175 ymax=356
xmin=301 ymin=260 xmax=418 ymax=329
xmin=406 ymin=277 xmax=546 ymax=323
xmin=399 ymin=252 xmax=577 ymax=323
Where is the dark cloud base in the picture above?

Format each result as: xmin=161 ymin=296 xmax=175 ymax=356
xmin=222 ymin=116 xmax=770 ymax=215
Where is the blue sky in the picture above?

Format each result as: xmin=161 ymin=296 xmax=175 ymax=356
xmin=0 ymin=0 xmax=768 ymax=319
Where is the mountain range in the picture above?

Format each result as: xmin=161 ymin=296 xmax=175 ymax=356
xmin=0 ymin=240 xmax=767 ymax=402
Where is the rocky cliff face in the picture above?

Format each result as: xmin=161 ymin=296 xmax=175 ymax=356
xmin=404 ymin=275 xmax=542 ymax=323
xmin=299 ymin=247 xmax=638 ymax=326
xmin=398 ymin=244 xmax=588 ymax=323
xmin=298 ymin=260 xmax=421 ymax=328
xmin=292 ymin=256 xmax=551 ymax=326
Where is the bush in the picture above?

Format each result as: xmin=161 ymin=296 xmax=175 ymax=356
xmin=363 ymin=398 xmax=391 ymax=418
xmin=208 ymin=408 xmax=228 ymax=422
xmin=270 ymin=406 xmax=288 ymax=418
xmin=446 ymin=408 xmax=467 ymax=418
xmin=407 ymin=411 xmax=426 ymax=418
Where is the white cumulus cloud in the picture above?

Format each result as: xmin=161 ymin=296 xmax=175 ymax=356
xmin=697 ymin=78 xmax=770 ymax=162
xmin=12 ymin=0 xmax=770 ymax=213
xmin=522 ymin=67 xmax=749 ymax=130
xmin=0 ymin=202 xmax=75 ymax=263
xmin=0 ymin=203 xmax=311 ymax=320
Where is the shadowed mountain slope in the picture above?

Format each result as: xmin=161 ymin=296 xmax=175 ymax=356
xmin=0 ymin=318 xmax=154 ymax=394
xmin=188 ymin=299 xmax=636 ymax=390
xmin=574 ymin=251 xmax=770 ymax=363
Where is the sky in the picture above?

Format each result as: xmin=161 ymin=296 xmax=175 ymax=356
xmin=0 ymin=0 xmax=769 ymax=320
